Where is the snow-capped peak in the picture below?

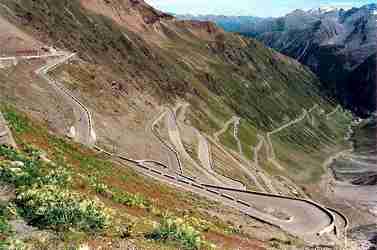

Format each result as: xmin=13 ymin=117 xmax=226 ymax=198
xmin=319 ymin=6 xmax=339 ymax=12
xmin=308 ymin=6 xmax=351 ymax=14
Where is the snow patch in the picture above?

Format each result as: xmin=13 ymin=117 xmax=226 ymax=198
xmin=308 ymin=5 xmax=352 ymax=14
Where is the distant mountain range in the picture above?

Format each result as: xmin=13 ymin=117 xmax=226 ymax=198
xmin=177 ymin=4 xmax=377 ymax=116
xmin=245 ymin=4 xmax=377 ymax=116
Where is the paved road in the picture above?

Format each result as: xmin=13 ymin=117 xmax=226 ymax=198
xmin=166 ymin=107 xmax=229 ymax=186
xmin=196 ymin=129 xmax=245 ymax=189
xmin=253 ymin=135 xmax=279 ymax=194
xmin=233 ymin=117 xmax=243 ymax=156
xmin=230 ymin=118 xmax=278 ymax=193
xmin=208 ymin=185 xmax=334 ymax=236
xmin=213 ymin=116 xmax=268 ymax=191
xmin=265 ymin=105 xmax=318 ymax=170
xmin=149 ymin=108 xmax=183 ymax=174
xmin=214 ymin=116 xmax=239 ymax=141
xmin=109 ymin=149 xmax=336 ymax=238
xmin=1 ymin=52 xmax=342 ymax=240
xmin=35 ymin=53 xmax=96 ymax=146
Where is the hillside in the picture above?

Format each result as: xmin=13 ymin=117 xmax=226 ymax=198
xmin=0 ymin=0 xmax=353 ymax=249
xmin=241 ymin=4 xmax=377 ymax=116
xmin=175 ymin=14 xmax=261 ymax=33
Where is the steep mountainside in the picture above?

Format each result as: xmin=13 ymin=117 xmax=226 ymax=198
xmin=175 ymin=14 xmax=261 ymax=33
xmin=242 ymin=4 xmax=377 ymax=116
xmin=0 ymin=0 xmax=353 ymax=249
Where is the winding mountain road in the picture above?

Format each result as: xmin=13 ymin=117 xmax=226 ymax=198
xmin=35 ymin=52 xmax=96 ymax=146
xmin=233 ymin=117 xmax=243 ymax=156
xmin=0 ymin=52 xmax=346 ymax=240
xmin=196 ymin=125 xmax=246 ymax=189
xmin=214 ymin=116 xmax=239 ymax=142
xmin=266 ymin=105 xmax=318 ymax=170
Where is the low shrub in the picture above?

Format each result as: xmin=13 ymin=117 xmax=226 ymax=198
xmin=0 ymin=145 xmax=71 ymax=188
xmin=0 ymin=205 xmax=26 ymax=250
xmin=149 ymin=215 xmax=216 ymax=250
xmin=87 ymin=176 xmax=110 ymax=195
xmin=85 ymin=175 xmax=150 ymax=209
xmin=2 ymin=107 xmax=31 ymax=133
xmin=112 ymin=189 xmax=150 ymax=208
xmin=0 ymin=145 xmax=112 ymax=232
xmin=16 ymin=184 xmax=112 ymax=231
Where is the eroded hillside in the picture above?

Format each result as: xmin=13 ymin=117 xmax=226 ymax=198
xmin=0 ymin=0 xmax=354 ymax=249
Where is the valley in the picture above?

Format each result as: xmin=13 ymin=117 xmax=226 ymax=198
xmin=0 ymin=0 xmax=368 ymax=249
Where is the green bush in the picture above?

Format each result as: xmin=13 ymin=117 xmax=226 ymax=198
xmin=86 ymin=176 xmax=110 ymax=195
xmin=149 ymin=215 xmax=216 ymax=250
xmin=0 ymin=145 xmax=71 ymax=188
xmin=1 ymin=107 xmax=31 ymax=133
xmin=112 ymin=189 xmax=150 ymax=208
xmin=16 ymin=185 xmax=112 ymax=231
xmin=0 ymin=205 xmax=26 ymax=250
xmin=0 ymin=146 xmax=111 ymax=232
xmin=85 ymin=175 xmax=150 ymax=208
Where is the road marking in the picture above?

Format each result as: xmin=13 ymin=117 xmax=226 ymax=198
xmin=178 ymin=173 xmax=197 ymax=182
xmin=206 ymin=189 xmax=220 ymax=195
xmin=221 ymin=193 xmax=235 ymax=201
xmin=191 ymin=183 xmax=204 ymax=189
xmin=237 ymin=199 xmax=251 ymax=207
xmin=164 ymin=174 xmax=177 ymax=180
xmin=150 ymin=169 xmax=163 ymax=175
xmin=177 ymin=178 xmax=190 ymax=185
xmin=138 ymin=164 xmax=150 ymax=170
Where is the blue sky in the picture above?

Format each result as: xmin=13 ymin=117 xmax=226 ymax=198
xmin=145 ymin=0 xmax=376 ymax=17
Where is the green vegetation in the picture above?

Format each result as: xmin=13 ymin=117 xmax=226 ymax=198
xmin=219 ymin=124 xmax=238 ymax=153
xmin=2 ymin=106 xmax=31 ymax=134
xmin=18 ymin=185 xmax=111 ymax=231
xmin=85 ymin=175 xmax=150 ymax=208
xmin=0 ymin=145 xmax=112 ymax=232
xmin=0 ymin=105 xmax=253 ymax=249
xmin=0 ymin=205 xmax=18 ymax=250
xmin=149 ymin=215 xmax=216 ymax=250
xmin=238 ymin=121 xmax=258 ymax=161
xmin=112 ymin=187 xmax=150 ymax=208
xmin=0 ymin=0 xmax=354 ymax=246
xmin=271 ymin=108 xmax=352 ymax=183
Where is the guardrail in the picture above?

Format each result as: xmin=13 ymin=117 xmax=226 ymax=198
xmin=151 ymin=113 xmax=184 ymax=174
xmin=326 ymin=207 xmax=349 ymax=247
xmin=201 ymin=184 xmax=335 ymax=236
xmin=35 ymin=53 xmax=96 ymax=146
xmin=30 ymin=51 xmax=338 ymax=239
xmin=206 ymin=131 xmax=246 ymax=190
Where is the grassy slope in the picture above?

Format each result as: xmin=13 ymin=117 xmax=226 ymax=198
xmin=271 ymin=108 xmax=352 ymax=183
xmin=0 ymin=104 xmax=305 ymax=250
xmin=0 ymin=0 xmax=352 ymax=193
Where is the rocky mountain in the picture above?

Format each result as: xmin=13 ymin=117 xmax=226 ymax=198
xmin=0 ymin=0 xmax=355 ymax=249
xmin=175 ymin=14 xmax=261 ymax=33
xmin=242 ymin=4 xmax=377 ymax=116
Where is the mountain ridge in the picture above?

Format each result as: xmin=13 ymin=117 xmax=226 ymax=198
xmin=240 ymin=4 xmax=377 ymax=116
xmin=0 ymin=0 xmax=355 ymax=249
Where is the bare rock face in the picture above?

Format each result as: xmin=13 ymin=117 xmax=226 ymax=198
xmin=244 ymin=4 xmax=377 ymax=117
